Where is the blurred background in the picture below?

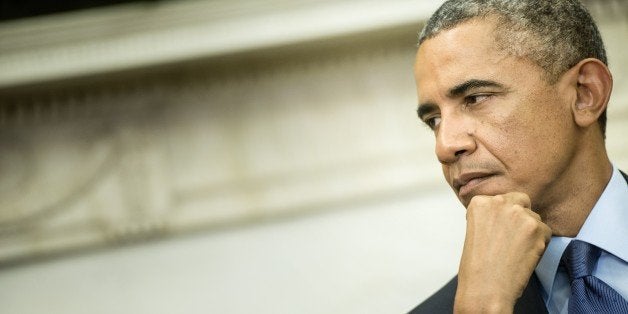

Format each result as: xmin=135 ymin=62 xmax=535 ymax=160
xmin=0 ymin=0 xmax=626 ymax=313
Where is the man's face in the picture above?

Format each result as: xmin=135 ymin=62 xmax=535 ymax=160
xmin=414 ymin=18 xmax=578 ymax=209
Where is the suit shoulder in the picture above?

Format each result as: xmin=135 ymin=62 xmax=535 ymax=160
xmin=407 ymin=276 xmax=457 ymax=314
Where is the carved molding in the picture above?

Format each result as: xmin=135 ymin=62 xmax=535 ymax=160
xmin=0 ymin=0 xmax=442 ymax=88
xmin=0 ymin=39 xmax=446 ymax=265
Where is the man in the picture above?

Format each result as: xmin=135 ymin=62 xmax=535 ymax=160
xmin=409 ymin=0 xmax=627 ymax=313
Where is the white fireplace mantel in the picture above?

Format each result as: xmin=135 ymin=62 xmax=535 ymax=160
xmin=0 ymin=0 xmax=440 ymax=89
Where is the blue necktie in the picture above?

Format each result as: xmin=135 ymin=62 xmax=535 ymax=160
xmin=561 ymin=240 xmax=628 ymax=313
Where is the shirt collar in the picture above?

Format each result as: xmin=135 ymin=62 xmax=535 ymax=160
xmin=576 ymin=166 xmax=628 ymax=262
xmin=535 ymin=165 xmax=628 ymax=299
xmin=535 ymin=236 xmax=570 ymax=301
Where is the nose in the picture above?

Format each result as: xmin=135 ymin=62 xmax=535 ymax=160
xmin=435 ymin=113 xmax=476 ymax=164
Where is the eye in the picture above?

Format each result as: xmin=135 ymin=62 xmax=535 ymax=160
xmin=423 ymin=115 xmax=441 ymax=130
xmin=464 ymin=94 xmax=491 ymax=106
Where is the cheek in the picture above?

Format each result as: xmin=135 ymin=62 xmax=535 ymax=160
xmin=479 ymin=101 xmax=546 ymax=172
xmin=505 ymin=116 xmax=550 ymax=162
xmin=441 ymin=165 xmax=452 ymax=185
xmin=493 ymin=92 xmax=558 ymax=149
xmin=493 ymin=96 xmax=575 ymax=179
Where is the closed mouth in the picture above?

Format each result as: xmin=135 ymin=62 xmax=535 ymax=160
xmin=453 ymin=172 xmax=496 ymax=194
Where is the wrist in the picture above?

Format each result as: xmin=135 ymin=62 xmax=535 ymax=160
xmin=454 ymin=288 xmax=515 ymax=314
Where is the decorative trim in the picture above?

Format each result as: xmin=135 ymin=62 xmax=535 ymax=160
xmin=0 ymin=0 xmax=440 ymax=88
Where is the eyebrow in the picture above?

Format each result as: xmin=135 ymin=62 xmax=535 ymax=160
xmin=448 ymin=79 xmax=504 ymax=98
xmin=416 ymin=102 xmax=437 ymax=121
xmin=417 ymin=79 xmax=504 ymax=120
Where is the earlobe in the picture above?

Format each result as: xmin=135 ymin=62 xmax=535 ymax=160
xmin=572 ymin=58 xmax=613 ymax=128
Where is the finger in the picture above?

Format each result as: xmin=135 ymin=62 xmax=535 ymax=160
xmin=503 ymin=191 xmax=531 ymax=208
xmin=524 ymin=207 xmax=542 ymax=222
xmin=541 ymin=223 xmax=552 ymax=243
xmin=526 ymin=209 xmax=552 ymax=242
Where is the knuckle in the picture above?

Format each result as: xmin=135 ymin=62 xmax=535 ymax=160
xmin=509 ymin=191 xmax=531 ymax=206
xmin=525 ymin=218 xmax=538 ymax=229
xmin=531 ymin=211 xmax=542 ymax=221
xmin=468 ymin=195 xmax=489 ymax=209
xmin=512 ymin=204 xmax=525 ymax=212
xmin=493 ymin=194 xmax=505 ymax=204
xmin=522 ymin=218 xmax=540 ymax=234
xmin=535 ymin=239 xmax=548 ymax=252
xmin=512 ymin=191 xmax=528 ymax=199
xmin=508 ymin=204 xmax=525 ymax=217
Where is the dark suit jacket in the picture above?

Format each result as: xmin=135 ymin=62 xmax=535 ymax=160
xmin=408 ymin=274 xmax=548 ymax=314
xmin=409 ymin=170 xmax=628 ymax=314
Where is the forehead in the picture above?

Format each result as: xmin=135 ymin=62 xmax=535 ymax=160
xmin=414 ymin=18 xmax=535 ymax=100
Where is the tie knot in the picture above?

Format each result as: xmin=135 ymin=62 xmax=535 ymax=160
xmin=561 ymin=240 xmax=601 ymax=280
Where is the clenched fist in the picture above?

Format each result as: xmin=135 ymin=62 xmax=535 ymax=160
xmin=454 ymin=192 xmax=552 ymax=313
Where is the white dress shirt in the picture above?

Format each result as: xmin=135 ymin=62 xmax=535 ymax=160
xmin=535 ymin=166 xmax=628 ymax=314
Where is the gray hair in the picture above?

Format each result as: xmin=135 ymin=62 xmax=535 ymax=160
xmin=418 ymin=0 xmax=608 ymax=135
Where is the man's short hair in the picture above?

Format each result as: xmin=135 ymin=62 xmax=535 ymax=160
xmin=418 ymin=0 xmax=608 ymax=136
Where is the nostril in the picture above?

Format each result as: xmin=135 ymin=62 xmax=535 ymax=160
xmin=454 ymin=149 xmax=466 ymax=157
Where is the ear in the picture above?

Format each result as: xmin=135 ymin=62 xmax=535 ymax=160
xmin=570 ymin=58 xmax=613 ymax=128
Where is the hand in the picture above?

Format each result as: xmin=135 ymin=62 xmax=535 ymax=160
xmin=453 ymin=192 xmax=552 ymax=313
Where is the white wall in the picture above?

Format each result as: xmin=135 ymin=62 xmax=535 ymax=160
xmin=0 ymin=190 xmax=465 ymax=314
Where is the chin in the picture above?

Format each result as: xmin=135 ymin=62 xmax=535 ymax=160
xmin=456 ymin=186 xmax=505 ymax=207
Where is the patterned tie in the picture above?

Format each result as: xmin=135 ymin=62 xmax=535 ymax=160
xmin=561 ymin=240 xmax=628 ymax=313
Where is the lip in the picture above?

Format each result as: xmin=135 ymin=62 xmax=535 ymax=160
xmin=453 ymin=172 xmax=496 ymax=196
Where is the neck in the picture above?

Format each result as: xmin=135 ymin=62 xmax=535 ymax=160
xmin=537 ymin=136 xmax=612 ymax=237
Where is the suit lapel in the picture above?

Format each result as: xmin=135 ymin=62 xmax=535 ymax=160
xmin=514 ymin=273 xmax=548 ymax=314
xmin=621 ymin=170 xmax=628 ymax=183
xmin=409 ymin=274 xmax=549 ymax=313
